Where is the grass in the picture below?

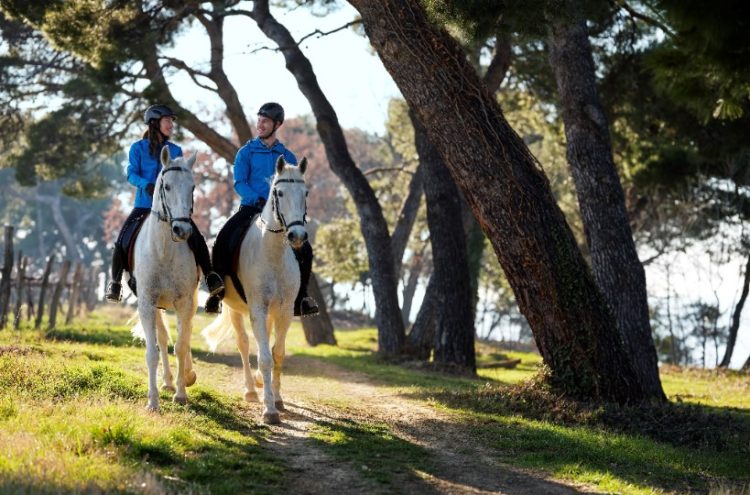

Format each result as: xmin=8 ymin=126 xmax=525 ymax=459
xmin=2 ymin=310 xmax=749 ymax=494
xmin=289 ymin=327 xmax=750 ymax=495
xmin=0 ymin=316 xmax=284 ymax=495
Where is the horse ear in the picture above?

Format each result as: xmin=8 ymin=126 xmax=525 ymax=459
xmin=275 ymin=155 xmax=286 ymax=175
xmin=160 ymin=146 xmax=170 ymax=167
xmin=299 ymin=157 xmax=307 ymax=175
xmin=186 ymin=152 xmax=197 ymax=169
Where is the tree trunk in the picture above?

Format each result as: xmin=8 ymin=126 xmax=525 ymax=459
xmin=547 ymin=7 xmax=665 ymax=400
xmin=0 ymin=225 xmax=14 ymax=328
xmin=406 ymin=275 xmax=437 ymax=360
xmin=349 ymin=0 xmax=650 ymax=403
xmin=412 ymin=114 xmax=475 ymax=372
xmin=35 ymin=255 xmax=54 ymax=330
xmin=48 ymin=259 xmax=70 ymax=331
xmin=301 ymin=274 xmax=337 ymax=346
xmin=719 ymin=251 xmax=750 ymax=367
xmin=251 ymin=0 xmax=405 ymax=355
xmin=391 ymin=164 xmax=424 ymax=275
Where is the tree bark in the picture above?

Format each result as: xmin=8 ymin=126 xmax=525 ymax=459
xmin=349 ymin=0 xmax=649 ymax=403
xmin=250 ymin=0 xmax=405 ymax=355
xmin=413 ymin=115 xmax=476 ymax=372
xmin=547 ymin=8 xmax=665 ymax=400
xmin=390 ymin=164 xmax=424 ymax=275
xmin=301 ymin=274 xmax=337 ymax=346
xmin=719 ymin=251 xmax=750 ymax=367
xmin=0 ymin=225 xmax=14 ymax=328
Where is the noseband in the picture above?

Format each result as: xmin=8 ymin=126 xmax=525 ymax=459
xmin=261 ymin=178 xmax=307 ymax=234
xmin=151 ymin=166 xmax=194 ymax=231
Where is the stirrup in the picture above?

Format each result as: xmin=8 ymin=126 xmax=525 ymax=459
xmin=294 ymin=296 xmax=319 ymax=317
xmin=105 ymin=281 xmax=122 ymax=303
xmin=205 ymin=271 xmax=225 ymax=297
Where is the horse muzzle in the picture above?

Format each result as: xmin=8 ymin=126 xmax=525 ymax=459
xmin=287 ymin=226 xmax=308 ymax=249
xmin=170 ymin=220 xmax=193 ymax=241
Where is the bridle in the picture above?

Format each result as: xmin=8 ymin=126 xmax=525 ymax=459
xmin=151 ymin=166 xmax=194 ymax=238
xmin=261 ymin=178 xmax=307 ymax=234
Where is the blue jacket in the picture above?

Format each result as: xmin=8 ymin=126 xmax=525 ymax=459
xmin=234 ymin=137 xmax=297 ymax=206
xmin=127 ymin=139 xmax=183 ymax=208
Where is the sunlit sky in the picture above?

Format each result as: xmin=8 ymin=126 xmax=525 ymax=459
xmin=165 ymin=2 xmax=401 ymax=136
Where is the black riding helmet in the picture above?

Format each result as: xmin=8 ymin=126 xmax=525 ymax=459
xmin=257 ymin=102 xmax=284 ymax=124
xmin=144 ymin=104 xmax=177 ymax=124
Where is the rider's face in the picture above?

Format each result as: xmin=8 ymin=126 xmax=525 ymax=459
xmin=159 ymin=116 xmax=175 ymax=137
xmin=256 ymin=115 xmax=277 ymax=138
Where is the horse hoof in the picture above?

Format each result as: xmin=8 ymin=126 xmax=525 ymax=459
xmin=173 ymin=395 xmax=188 ymax=405
xmin=146 ymin=403 xmax=160 ymax=412
xmin=262 ymin=412 xmax=281 ymax=425
xmin=275 ymin=400 xmax=286 ymax=411
xmin=161 ymin=384 xmax=176 ymax=393
xmin=244 ymin=391 xmax=259 ymax=402
xmin=185 ymin=370 xmax=197 ymax=387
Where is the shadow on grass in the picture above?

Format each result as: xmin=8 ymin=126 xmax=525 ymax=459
xmin=406 ymin=383 xmax=750 ymax=494
xmin=45 ymin=325 xmax=139 ymax=348
xmin=127 ymin=390 xmax=284 ymax=494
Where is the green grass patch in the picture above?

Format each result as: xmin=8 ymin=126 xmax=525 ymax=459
xmin=0 ymin=319 xmax=286 ymax=495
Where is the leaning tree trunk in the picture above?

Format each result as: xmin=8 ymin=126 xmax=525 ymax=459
xmin=349 ymin=0 xmax=650 ymax=403
xmin=413 ymin=114 xmax=476 ymax=373
xmin=251 ymin=0 xmax=405 ymax=355
xmin=548 ymin=8 xmax=665 ymax=401
xmin=403 ymin=112 xmax=475 ymax=371
xmin=719 ymin=251 xmax=750 ymax=367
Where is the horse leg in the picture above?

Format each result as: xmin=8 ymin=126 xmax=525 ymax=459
xmin=138 ymin=302 xmax=160 ymax=411
xmin=230 ymin=308 xmax=258 ymax=402
xmin=172 ymin=300 xmax=195 ymax=405
xmin=155 ymin=310 xmax=175 ymax=392
xmin=271 ymin=312 xmax=292 ymax=412
xmin=250 ymin=305 xmax=279 ymax=424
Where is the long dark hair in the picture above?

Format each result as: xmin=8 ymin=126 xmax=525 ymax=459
xmin=142 ymin=119 xmax=165 ymax=157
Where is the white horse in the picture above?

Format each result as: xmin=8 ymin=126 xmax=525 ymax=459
xmin=203 ymin=156 xmax=308 ymax=424
xmin=132 ymin=146 xmax=199 ymax=411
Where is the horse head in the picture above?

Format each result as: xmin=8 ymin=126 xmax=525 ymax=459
xmin=270 ymin=155 xmax=309 ymax=249
xmin=153 ymin=146 xmax=197 ymax=242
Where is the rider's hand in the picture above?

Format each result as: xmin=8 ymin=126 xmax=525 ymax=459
xmin=146 ymin=183 xmax=155 ymax=197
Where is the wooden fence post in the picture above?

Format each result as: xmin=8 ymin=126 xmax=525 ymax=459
xmin=47 ymin=260 xmax=70 ymax=331
xmin=26 ymin=283 xmax=35 ymax=322
xmin=65 ymin=262 xmax=83 ymax=325
xmin=0 ymin=225 xmax=14 ymax=328
xmin=35 ymin=255 xmax=55 ymax=330
xmin=13 ymin=253 xmax=27 ymax=330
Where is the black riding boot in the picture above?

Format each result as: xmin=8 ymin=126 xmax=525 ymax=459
xmin=105 ymin=246 xmax=125 ymax=302
xmin=293 ymin=242 xmax=319 ymax=317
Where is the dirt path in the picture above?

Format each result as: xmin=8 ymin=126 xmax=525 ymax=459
xmin=200 ymin=351 xmax=599 ymax=495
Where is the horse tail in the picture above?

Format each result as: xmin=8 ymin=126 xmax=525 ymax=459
xmin=201 ymin=308 xmax=234 ymax=352
xmin=130 ymin=309 xmax=169 ymax=342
